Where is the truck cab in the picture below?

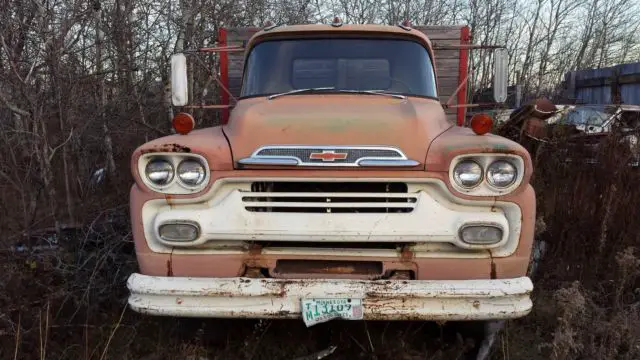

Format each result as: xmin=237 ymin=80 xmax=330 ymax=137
xmin=127 ymin=23 xmax=535 ymax=325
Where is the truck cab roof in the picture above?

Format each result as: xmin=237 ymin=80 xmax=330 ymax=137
xmin=247 ymin=24 xmax=434 ymax=52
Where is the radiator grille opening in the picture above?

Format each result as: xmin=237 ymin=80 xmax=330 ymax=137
xmin=244 ymin=181 xmax=417 ymax=213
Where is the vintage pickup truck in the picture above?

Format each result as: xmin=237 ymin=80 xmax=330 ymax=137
xmin=126 ymin=21 xmax=535 ymax=326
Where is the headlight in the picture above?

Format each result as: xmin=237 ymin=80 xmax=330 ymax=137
xmin=486 ymin=160 xmax=517 ymax=188
xmin=177 ymin=159 xmax=206 ymax=186
xmin=453 ymin=161 xmax=483 ymax=188
xmin=145 ymin=159 xmax=174 ymax=185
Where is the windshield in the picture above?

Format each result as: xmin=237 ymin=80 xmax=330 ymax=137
xmin=558 ymin=106 xmax=612 ymax=127
xmin=241 ymin=38 xmax=437 ymax=99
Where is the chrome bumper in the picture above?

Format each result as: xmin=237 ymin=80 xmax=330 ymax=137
xmin=127 ymin=273 xmax=533 ymax=321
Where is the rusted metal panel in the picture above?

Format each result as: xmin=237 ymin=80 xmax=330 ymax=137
xmin=563 ymin=62 xmax=640 ymax=105
xmin=127 ymin=273 xmax=533 ymax=320
xmin=273 ymin=260 xmax=383 ymax=279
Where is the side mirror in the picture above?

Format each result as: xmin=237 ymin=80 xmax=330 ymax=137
xmin=171 ymin=53 xmax=188 ymax=106
xmin=493 ymin=48 xmax=508 ymax=103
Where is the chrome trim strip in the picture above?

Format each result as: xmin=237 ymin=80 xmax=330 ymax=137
xmin=357 ymin=159 xmax=420 ymax=167
xmin=239 ymin=145 xmax=420 ymax=167
xmin=250 ymin=145 xmax=407 ymax=156
xmin=238 ymin=157 xmax=299 ymax=166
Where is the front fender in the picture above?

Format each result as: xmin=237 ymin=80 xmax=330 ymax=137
xmin=130 ymin=126 xmax=232 ymax=197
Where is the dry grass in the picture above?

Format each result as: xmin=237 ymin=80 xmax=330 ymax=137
xmin=493 ymin=133 xmax=640 ymax=360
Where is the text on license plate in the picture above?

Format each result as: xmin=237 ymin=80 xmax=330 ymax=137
xmin=301 ymin=298 xmax=363 ymax=326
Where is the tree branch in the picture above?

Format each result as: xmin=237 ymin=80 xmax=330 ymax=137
xmin=48 ymin=128 xmax=74 ymax=162
xmin=0 ymin=89 xmax=30 ymax=117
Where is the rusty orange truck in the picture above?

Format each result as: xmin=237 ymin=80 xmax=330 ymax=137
xmin=126 ymin=22 xmax=535 ymax=327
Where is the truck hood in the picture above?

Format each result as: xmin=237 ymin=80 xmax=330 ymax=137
xmin=223 ymin=95 xmax=452 ymax=169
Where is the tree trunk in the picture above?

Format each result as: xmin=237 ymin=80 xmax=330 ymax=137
xmin=95 ymin=2 xmax=116 ymax=177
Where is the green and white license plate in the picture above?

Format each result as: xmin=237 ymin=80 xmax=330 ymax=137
xmin=301 ymin=298 xmax=363 ymax=326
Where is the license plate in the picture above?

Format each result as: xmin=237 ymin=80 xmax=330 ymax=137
xmin=301 ymin=298 xmax=363 ymax=326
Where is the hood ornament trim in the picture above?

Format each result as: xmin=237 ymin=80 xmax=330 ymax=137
xmin=238 ymin=145 xmax=420 ymax=167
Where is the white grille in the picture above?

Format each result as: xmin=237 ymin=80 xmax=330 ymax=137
xmin=243 ymin=181 xmax=417 ymax=213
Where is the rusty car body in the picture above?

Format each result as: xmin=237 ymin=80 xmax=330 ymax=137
xmin=498 ymin=99 xmax=640 ymax=165
xmin=126 ymin=23 xmax=536 ymax=323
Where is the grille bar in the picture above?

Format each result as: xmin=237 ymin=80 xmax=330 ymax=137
xmin=241 ymin=192 xmax=416 ymax=198
xmin=243 ymin=201 xmax=416 ymax=208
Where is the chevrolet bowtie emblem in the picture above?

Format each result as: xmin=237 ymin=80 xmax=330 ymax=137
xmin=309 ymin=150 xmax=348 ymax=162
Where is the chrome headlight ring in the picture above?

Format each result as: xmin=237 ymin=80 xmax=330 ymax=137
xmin=449 ymin=154 xmax=524 ymax=196
xmin=138 ymin=152 xmax=210 ymax=194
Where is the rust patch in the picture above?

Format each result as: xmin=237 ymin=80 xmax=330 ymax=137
xmin=487 ymin=250 xmax=497 ymax=279
xmin=388 ymin=270 xmax=412 ymax=280
xmin=273 ymin=260 xmax=383 ymax=278
xmin=141 ymin=143 xmax=192 ymax=154
xmin=247 ymin=243 xmax=263 ymax=256
xmin=166 ymin=249 xmax=174 ymax=276
xmin=243 ymin=267 xmax=265 ymax=278
xmin=399 ymin=245 xmax=414 ymax=261
xmin=165 ymin=194 xmax=176 ymax=207
xmin=274 ymin=309 xmax=293 ymax=317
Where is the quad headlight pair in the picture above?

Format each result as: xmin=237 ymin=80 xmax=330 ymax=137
xmin=139 ymin=154 xmax=209 ymax=193
xmin=145 ymin=159 xmax=206 ymax=187
xmin=453 ymin=160 xmax=517 ymax=189
xmin=450 ymin=155 xmax=524 ymax=195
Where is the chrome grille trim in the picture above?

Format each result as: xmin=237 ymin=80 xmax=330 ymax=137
xmin=238 ymin=145 xmax=420 ymax=167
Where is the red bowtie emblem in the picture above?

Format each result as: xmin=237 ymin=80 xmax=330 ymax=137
xmin=309 ymin=151 xmax=348 ymax=162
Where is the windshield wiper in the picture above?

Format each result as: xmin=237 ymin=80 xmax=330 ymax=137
xmin=337 ymin=90 xmax=406 ymax=99
xmin=267 ymin=87 xmax=335 ymax=100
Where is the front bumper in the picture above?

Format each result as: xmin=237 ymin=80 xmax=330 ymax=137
xmin=127 ymin=273 xmax=533 ymax=321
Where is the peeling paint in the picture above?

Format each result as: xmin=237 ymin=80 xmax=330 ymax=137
xmin=487 ymin=250 xmax=497 ymax=279
xmin=166 ymin=249 xmax=174 ymax=277
xmin=141 ymin=143 xmax=192 ymax=154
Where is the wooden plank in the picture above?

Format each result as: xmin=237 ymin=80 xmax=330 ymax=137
xmin=432 ymin=49 xmax=461 ymax=60
xmin=414 ymin=26 xmax=463 ymax=40
xmin=438 ymin=76 xmax=460 ymax=89
xmin=431 ymin=39 xmax=466 ymax=47
xmin=435 ymin=59 xmax=459 ymax=73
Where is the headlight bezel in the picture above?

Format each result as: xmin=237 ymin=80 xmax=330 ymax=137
xmin=449 ymin=154 xmax=525 ymax=196
xmin=138 ymin=152 xmax=210 ymax=194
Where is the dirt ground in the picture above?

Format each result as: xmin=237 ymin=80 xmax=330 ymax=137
xmin=1 ymin=137 xmax=639 ymax=360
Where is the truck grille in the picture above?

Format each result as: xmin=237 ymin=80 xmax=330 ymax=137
xmin=243 ymin=181 xmax=417 ymax=213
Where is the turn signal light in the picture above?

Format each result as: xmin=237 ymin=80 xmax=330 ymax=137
xmin=459 ymin=224 xmax=503 ymax=245
xmin=470 ymin=113 xmax=493 ymax=135
xmin=172 ymin=112 xmax=195 ymax=135
xmin=159 ymin=222 xmax=200 ymax=242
